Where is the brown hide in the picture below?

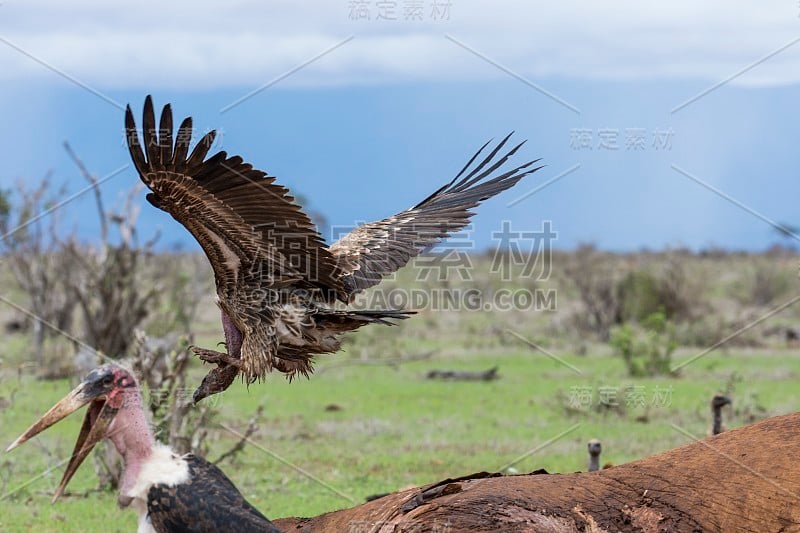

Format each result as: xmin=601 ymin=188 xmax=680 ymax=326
xmin=275 ymin=412 xmax=800 ymax=532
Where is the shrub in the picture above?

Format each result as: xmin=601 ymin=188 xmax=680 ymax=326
xmin=743 ymin=261 xmax=794 ymax=307
xmin=610 ymin=311 xmax=677 ymax=377
xmin=617 ymin=270 xmax=662 ymax=323
xmin=563 ymin=245 xmax=622 ymax=341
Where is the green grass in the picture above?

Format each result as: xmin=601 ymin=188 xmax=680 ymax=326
xmin=2 ymin=336 xmax=799 ymax=531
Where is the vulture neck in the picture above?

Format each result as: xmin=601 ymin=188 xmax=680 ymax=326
xmin=712 ymin=406 xmax=724 ymax=435
xmin=108 ymin=388 xmax=155 ymax=498
xmin=588 ymin=454 xmax=600 ymax=472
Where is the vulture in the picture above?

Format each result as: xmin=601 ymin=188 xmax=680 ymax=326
xmin=6 ymin=364 xmax=279 ymax=532
xmin=710 ymin=394 xmax=732 ymax=435
xmin=587 ymin=439 xmax=602 ymax=472
xmin=125 ymin=96 xmax=542 ymax=402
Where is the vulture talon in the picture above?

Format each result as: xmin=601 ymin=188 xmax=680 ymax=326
xmin=190 ymin=346 xmax=242 ymax=368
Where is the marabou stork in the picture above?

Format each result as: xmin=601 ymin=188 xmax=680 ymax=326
xmin=6 ymin=364 xmax=278 ymax=532
xmin=126 ymin=96 xmax=542 ymax=402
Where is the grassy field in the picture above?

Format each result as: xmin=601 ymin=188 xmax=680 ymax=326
xmin=1 ymin=336 xmax=799 ymax=530
xmin=1 ymin=251 xmax=799 ymax=531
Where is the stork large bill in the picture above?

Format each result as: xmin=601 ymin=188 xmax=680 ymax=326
xmin=6 ymin=380 xmax=120 ymax=502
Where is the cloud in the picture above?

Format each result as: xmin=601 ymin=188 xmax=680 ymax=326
xmin=1 ymin=0 xmax=799 ymax=89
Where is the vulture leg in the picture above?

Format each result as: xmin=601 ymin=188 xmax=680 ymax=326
xmin=190 ymin=346 xmax=242 ymax=367
xmin=190 ymin=346 xmax=242 ymax=404
xmin=192 ymin=311 xmax=245 ymax=404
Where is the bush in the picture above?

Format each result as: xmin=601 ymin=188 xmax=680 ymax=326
xmin=656 ymin=256 xmax=699 ymax=321
xmin=610 ymin=311 xmax=677 ymax=377
xmin=617 ymin=271 xmax=662 ymax=323
xmin=741 ymin=261 xmax=795 ymax=307
xmin=563 ymin=245 xmax=622 ymax=341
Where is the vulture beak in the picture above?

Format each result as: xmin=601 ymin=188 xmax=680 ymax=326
xmin=5 ymin=367 xmax=122 ymax=502
xmin=712 ymin=394 xmax=732 ymax=408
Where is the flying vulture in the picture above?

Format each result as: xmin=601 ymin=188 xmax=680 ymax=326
xmin=125 ymin=96 xmax=542 ymax=402
xmin=6 ymin=364 xmax=279 ymax=532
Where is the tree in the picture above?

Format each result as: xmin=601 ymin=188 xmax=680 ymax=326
xmin=1 ymin=144 xmax=164 ymax=369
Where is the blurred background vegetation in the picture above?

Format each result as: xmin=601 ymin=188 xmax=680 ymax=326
xmin=0 ymin=169 xmax=798 ymax=531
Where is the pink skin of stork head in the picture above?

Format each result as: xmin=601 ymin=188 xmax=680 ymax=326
xmin=6 ymin=364 xmax=154 ymax=504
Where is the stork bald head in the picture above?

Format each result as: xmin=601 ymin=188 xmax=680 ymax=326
xmin=6 ymin=364 xmax=138 ymax=502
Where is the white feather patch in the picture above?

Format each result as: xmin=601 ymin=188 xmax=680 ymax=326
xmin=207 ymin=231 xmax=241 ymax=281
xmin=122 ymin=444 xmax=190 ymax=533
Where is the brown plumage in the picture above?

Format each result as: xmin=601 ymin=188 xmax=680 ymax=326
xmin=126 ymin=96 xmax=542 ymax=401
xmin=711 ymin=394 xmax=732 ymax=435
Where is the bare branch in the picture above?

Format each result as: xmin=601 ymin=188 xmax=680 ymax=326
xmin=64 ymin=141 xmax=107 ymax=243
xmin=215 ymin=406 xmax=264 ymax=466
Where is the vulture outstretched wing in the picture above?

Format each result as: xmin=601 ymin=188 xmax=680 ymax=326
xmin=329 ymin=134 xmax=543 ymax=298
xmin=125 ymin=96 xmax=345 ymax=301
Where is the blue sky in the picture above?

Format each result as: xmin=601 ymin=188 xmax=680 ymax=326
xmin=1 ymin=1 xmax=799 ymax=252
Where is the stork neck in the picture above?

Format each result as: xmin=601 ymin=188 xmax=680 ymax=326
xmin=109 ymin=389 xmax=154 ymax=497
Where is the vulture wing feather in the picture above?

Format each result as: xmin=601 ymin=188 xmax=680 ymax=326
xmin=329 ymin=134 xmax=543 ymax=298
xmin=126 ymin=95 xmax=345 ymax=301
